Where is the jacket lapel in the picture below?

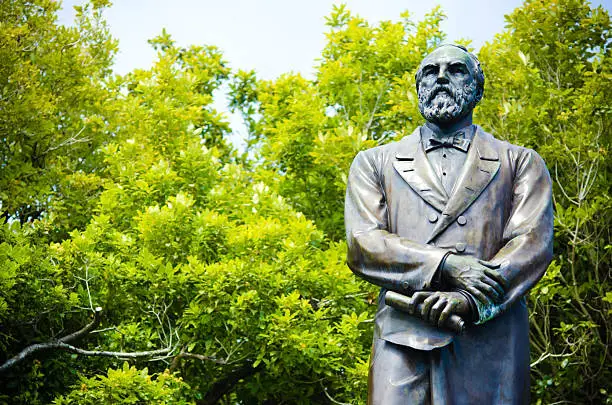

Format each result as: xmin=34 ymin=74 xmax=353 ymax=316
xmin=426 ymin=127 xmax=501 ymax=243
xmin=392 ymin=128 xmax=449 ymax=213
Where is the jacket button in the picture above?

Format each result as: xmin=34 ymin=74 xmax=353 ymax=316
xmin=428 ymin=213 xmax=438 ymax=223
xmin=401 ymin=281 xmax=411 ymax=290
xmin=455 ymin=242 xmax=466 ymax=253
xmin=457 ymin=215 xmax=467 ymax=225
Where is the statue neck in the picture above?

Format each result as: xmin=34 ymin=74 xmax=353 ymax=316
xmin=425 ymin=113 xmax=473 ymax=137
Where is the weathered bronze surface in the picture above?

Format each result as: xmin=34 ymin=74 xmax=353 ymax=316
xmin=344 ymin=44 xmax=553 ymax=404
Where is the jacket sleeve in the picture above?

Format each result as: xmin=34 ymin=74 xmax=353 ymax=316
xmin=473 ymin=148 xmax=554 ymax=324
xmin=345 ymin=150 xmax=448 ymax=294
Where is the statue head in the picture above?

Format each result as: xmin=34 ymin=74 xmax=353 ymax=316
xmin=415 ymin=44 xmax=485 ymax=126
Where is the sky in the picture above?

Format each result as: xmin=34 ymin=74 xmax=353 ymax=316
xmin=58 ymin=0 xmax=537 ymax=78
xmin=57 ymin=0 xmax=611 ymax=144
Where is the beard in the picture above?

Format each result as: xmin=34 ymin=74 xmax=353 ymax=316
xmin=418 ymin=81 xmax=478 ymax=125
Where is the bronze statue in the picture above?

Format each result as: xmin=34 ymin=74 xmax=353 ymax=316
xmin=344 ymin=44 xmax=553 ymax=404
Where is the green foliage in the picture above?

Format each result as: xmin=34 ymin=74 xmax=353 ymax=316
xmin=1 ymin=5 xmax=375 ymax=402
xmin=29 ymin=132 xmax=372 ymax=403
xmin=0 ymin=220 xmax=84 ymax=404
xmin=0 ymin=0 xmax=610 ymax=404
xmin=0 ymin=0 xmax=117 ymax=224
xmin=0 ymin=221 xmax=79 ymax=349
xmin=230 ymin=5 xmax=446 ymax=239
xmin=53 ymin=362 xmax=195 ymax=404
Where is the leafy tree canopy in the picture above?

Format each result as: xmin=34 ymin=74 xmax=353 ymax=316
xmin=0 ymin=0 xmax=609 ymax=404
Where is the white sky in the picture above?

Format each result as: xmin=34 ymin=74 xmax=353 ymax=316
xmin=57 ymin=0 xmax=610 ymax=145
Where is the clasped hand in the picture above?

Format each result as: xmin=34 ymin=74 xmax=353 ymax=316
xmin=441 ymin=255 xmax=507 ymax=304
xmin=405 ymin=256 xmax=508 ymax=328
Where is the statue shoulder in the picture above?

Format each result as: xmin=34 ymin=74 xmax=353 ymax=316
xmin=356 ymin=128 xmax=421 ymax=162
xmin=474 ymin=126 xmax=549 ymax=176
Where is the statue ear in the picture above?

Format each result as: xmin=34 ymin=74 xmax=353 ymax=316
xmin=474 ymin=86 xmax=484 ymax=104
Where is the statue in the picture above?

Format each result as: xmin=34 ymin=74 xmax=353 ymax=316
xmin=344 ymin=44 xmax=553 ymax=404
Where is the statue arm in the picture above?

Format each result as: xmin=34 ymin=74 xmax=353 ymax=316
xmin=472 ymin=148 xmax=554 ymax=324
xmin=345 ymin=151 xmax=448 ymax=294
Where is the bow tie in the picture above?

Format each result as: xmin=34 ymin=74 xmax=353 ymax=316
xmin=425 ymin=134 xmax=471 ymax=152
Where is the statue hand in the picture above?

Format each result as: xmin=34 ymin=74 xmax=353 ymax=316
xmin=409 ymin=291 xmax=470 ymax=329
xmin=441 ymin=255 xmax=507 ymax=304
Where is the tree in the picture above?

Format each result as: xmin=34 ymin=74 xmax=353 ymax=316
xmin=1 ymin=0 xmax=610 ymax=404
xmin=476 ymin=1 xmax=611 ymax=402
xmin=0 ymin=0 xmax=117 ymax=225
xmin=1 ymin=2 xmax=374 ymax=404
xmin=230 ymin=5 xmax=447 ymax=240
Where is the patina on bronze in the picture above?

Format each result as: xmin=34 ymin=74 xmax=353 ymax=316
xmin=344 ymin=44 xmax=553 ymax=404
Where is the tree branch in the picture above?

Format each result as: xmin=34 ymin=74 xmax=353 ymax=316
xmin=58 ymin=306 xmax=102 ymax=343
xmin=176 ymin=351 xmax=232 ymax=365
xmin=44 ymin=126 xmax=90 ymax=154
xmin=321 ymin=381 xmax=351 ymax=405
xmin=0 ymin=307 xmax=102 ymax=373
xmin=0 ymin=307 xmax=174 ymax=374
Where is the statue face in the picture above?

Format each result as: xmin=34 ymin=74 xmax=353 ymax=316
xmin=417 ymin=46 xmax=480 ymax=126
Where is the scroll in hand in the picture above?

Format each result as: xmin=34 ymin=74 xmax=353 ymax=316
xmin=385 ymin=290 xmax=470 ymax=334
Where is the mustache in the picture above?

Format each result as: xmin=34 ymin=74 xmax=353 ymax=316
xmin=427 ymin=84 xmax=456 ymax=102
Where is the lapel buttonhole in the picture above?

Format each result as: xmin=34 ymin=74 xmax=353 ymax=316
xmin=395 ymin=153 xmax=414 ymax=161
xmin=475 ymin=137 xmax=500 ymax=162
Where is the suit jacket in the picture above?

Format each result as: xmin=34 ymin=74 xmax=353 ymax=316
xmin=345 ymin=125 xmax=553 ymax=351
